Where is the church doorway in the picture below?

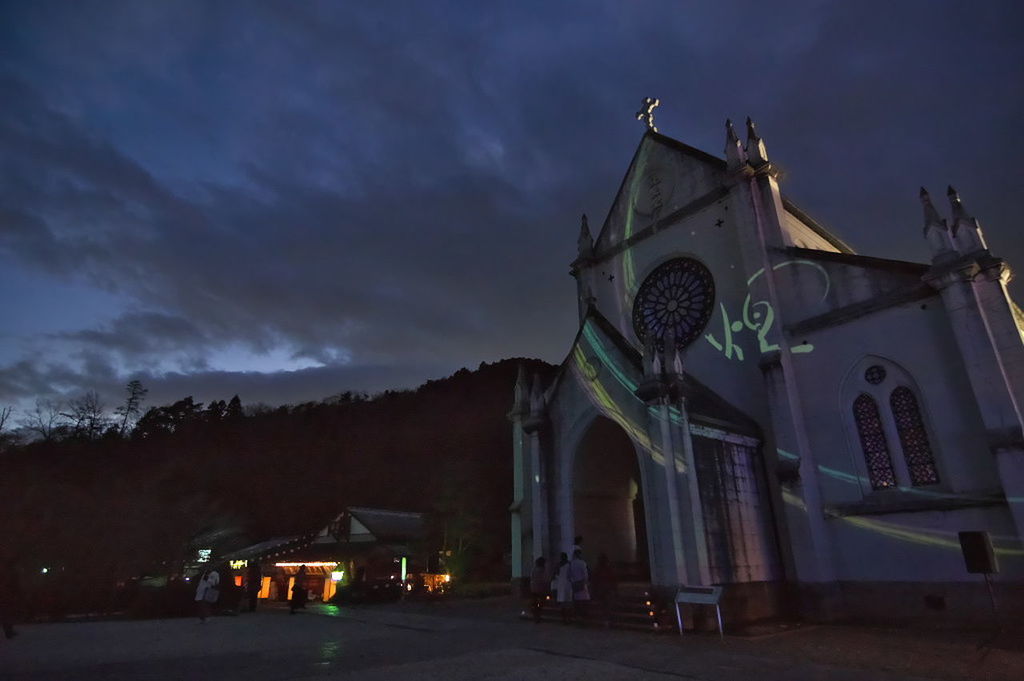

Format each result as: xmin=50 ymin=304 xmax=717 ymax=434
xmin=573 ymin=416 xmax=649 ymax=581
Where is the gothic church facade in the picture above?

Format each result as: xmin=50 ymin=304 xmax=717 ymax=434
xmin=509 ymin=117 xmax=1024 ymax=621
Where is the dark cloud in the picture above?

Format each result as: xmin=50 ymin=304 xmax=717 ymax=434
xmin=0 ymin=0 xmax=1022 ymax=413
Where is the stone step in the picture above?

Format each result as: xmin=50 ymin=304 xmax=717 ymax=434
xmin=522 ymin=593 xmax=673 ymax=633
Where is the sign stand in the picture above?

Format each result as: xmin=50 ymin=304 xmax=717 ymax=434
xmin=674 ymin=585 xmax=724 ymax=639
xmin=958 ymin=531 xmax=1000 ymax=650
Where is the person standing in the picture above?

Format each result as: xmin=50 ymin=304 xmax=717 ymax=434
xmin=552 ymin=552 xmax=572 ymax=624
xmin=569 ymin=549 xmax=590 ymax=624
xmin=194 ymin=568 xmax=220 ymax=623
xmin=528 ymin=557 xmax=548 ymax=623
xmin=245 ymin=561 xmax=262 ymax=612
xmin=289 ymin=565 xmax=308 ymax=614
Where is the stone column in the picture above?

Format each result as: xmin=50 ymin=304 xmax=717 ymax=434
xmin=656 ymin=396 xmax=687 ymax=585
xmin=508 ymin=366 xmax=529 ymax=582
xmin=636 ymin=334 xmax=688 ymax=586
xmin=523 ymin=374 xmax=551 ymax=563
xmin=675 ymin=397 xmax=711 ymax=585
xmin=926 ymin=258 xmax=1024 ymax=541
xmin=526 ymin=427 xmax=549 ymax=563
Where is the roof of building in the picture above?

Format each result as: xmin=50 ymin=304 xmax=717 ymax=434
xmin=221 ymin=507 xmax=424 ymax=563
xmin=347 ymin=506 xmax=424 ymax=543
xmin=221 ymin=535 xmax=307 ymax=562
xmin=591 ymin=129 xmax=855 ymax=260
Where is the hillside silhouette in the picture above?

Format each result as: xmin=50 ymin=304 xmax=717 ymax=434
xmin=0 ymin=357 xmax=556 ymax=601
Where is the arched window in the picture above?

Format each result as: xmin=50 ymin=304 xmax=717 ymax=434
xmin=852 ymin=394 xmax=897 ymax=490
xmin=844 ymin=358 xmax=943 ymax=494
xmin=890 ymin=387 xmax=940 ymax=486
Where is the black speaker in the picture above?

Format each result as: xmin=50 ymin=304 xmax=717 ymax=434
xmin=958 ymin=531 xmax=998 ymax=574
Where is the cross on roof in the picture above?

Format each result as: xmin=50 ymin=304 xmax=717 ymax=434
xmin=636 ymin=97 xmax=660 ymax=132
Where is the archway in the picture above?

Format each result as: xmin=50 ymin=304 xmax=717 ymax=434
xmin=573 ymin=416 xmax=649 ymax=580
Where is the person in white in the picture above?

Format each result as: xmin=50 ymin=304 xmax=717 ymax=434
xmin=551 ymin=552 xmax=573 ymax=623
xmin=195 ymin=568 xmax=220 ymax=623
xmin=568 ymin=549 xmax=590 ymax=621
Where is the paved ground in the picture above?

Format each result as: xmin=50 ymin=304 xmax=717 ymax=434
xmin=0 ymin=598 xmax=1021 ymax=680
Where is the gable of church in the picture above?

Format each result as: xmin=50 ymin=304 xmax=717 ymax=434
xmin=592 ymin=132 xmax=727 ymax=257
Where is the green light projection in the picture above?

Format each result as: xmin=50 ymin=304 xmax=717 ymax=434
xmin=776 ymin=448 xmax=1024 ymax=556
xmin=571 ymin=316 xmax=1023 ymax=558
xmin=704 ymin=260 xmax=827 ymax=361
xmin=581 ymin=164 xmax=1018 ymax=558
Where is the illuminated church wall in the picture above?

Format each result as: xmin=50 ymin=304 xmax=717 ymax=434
xmin=828 ymin=506 xmax=1023 ymax=582
xmin=771 ymin=254 xmax=928 ymax=323
xmin=513 ymin=116 xmax=1024 ymax=622
xmin=797 ymin=310 xmax=998 ymax=504
xmin=785 ymin=291 xmax=1021 ymax=582
xmin=583 ymin=137 xmax=774 ymax=424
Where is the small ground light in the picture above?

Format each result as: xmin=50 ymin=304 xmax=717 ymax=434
xmin=40 ymin=567 xmax=49 ymax=574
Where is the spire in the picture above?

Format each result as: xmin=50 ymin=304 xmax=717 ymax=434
xmin=724 ymin=119 xmax=747 ymax=171
xmin=745 ymin=117 xmax=770 ymax=167
xmin=577 ymin=213 xmax=594 ymax=260
xmin=528 ymin=373 xmax=545 ymax=416
xmin=642 ymin=333 xmax=656 ymax=378
xmin=671 ymin=345 xmax=684 ymax=376
xmin=920 ymin=187 xmax=944 ymax=231
xmin=919 ymin=187 xmax=954 ymax=262
xmin=512 ymin=363 xmax=528 ymax=413
xmin=947 ymin=185 xmax=987 ymax=254
xmin=947 ymin=185 xmax=970 ymax=223
xmin=662 ymin=326 xmax=677 ymax=374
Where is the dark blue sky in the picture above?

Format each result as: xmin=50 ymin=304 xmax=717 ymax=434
xmin=1 ymin=0 xmax=1022 ymax=415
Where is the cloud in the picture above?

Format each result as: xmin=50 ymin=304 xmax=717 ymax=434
xmin=0 ymin=0 xmax=1022 ymax=414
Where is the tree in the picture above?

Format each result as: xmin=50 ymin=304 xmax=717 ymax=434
xmin=114 ymin=380 xmax=148 ymax=436
xmin=0 ymin=405 xmax=17 ymax=451
xmin=133 ymin=397 xmax=203 ymax=439
xmin=430 ymin=460 xmax=485 ymax=581
xmin=20 ymin=398 xmax=66 ymax=442
xmin=225 ymin=395 xmax=243 ymax=420
xmin=61 ymin=391 xmax=110 ymax=440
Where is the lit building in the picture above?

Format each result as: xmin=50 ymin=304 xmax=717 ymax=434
xmin=510 ymin=115 xmax=1024 ymax=623
xmin=224 ymin=507 xmax=427 ymax=602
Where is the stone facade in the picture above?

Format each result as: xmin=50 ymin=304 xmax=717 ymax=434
xmin=510 ymin=120 xmax=1024 ymax=623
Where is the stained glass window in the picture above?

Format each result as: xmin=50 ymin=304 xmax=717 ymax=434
xmin=853 ymin=394 xmax=897 ymax=490
xmin=631 ymin=258 xmax=715 ymax=351
xmin=864 ymin=365 xmax=886 ymax=385
xmin=890 ymin=387 xmax=940 ymax=486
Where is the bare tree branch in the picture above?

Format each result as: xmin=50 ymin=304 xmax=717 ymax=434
xmin=20 ymin=399 xmax=66 ymax=442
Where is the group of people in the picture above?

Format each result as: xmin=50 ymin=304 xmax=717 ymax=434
xmin=528 ymin=536 xmax=618 ymax=625
xmin=193 ymin=561 xmax=308 ymax=622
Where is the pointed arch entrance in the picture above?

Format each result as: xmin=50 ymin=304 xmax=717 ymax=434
xmin=572 ymin=416 xmax=650 ymax=580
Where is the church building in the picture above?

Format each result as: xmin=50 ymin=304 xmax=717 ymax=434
xmin=509 ymin=103 xmax=1024 ymax=622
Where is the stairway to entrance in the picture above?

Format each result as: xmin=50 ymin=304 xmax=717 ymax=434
xmin=521 ymin=583 xmax=672 ymax=632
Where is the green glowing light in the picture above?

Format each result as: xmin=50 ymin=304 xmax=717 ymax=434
xmin=706 ymin=259 xmax=827 ymax=362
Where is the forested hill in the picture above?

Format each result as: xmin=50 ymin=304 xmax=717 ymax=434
xmin=1 ymin=357 xmax=555 ymax=582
